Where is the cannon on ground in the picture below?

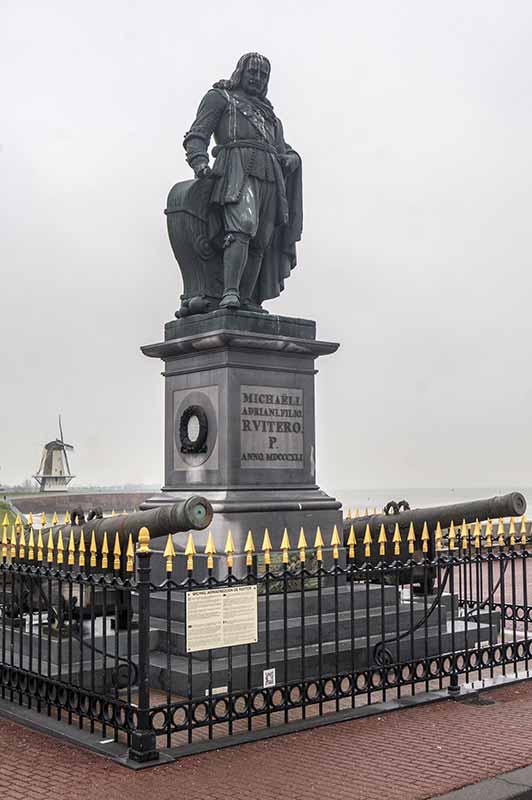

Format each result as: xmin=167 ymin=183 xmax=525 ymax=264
xmin=58 ymin=495 xmax=213 ymax=557
xmin=6 ymin=497 xmax=213 ymax=626
xmin=343 ymin=492 xmax=527 ymax=592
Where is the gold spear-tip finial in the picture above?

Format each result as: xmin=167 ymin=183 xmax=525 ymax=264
xmin=1 ymin=525 xmax=7 ymax=561
xmin=51 ymin=512 xmax=58 ymax=526
xmin=378 ymin=523 xmax=387 ymax=557
xmin=40 ymin=511 xmax=46 ymax=527
xmin=434 ymin=521 xmax=442 ymax=553
xmin=90 ymin=531 xmax=97 ymax=561
xmin=46 ymin=528 xmax=54 ymax=563
xmin=1 ymin=513 xmax=8 ymax=528
xmin=28 ymin=527 xmax=35 ymax=561
xmin=37 ymin=529 xmax=44 ymax=562
xmin=520 ymin=514 xmax=527 ymax=545
xmin=473 ymin=519 xmax=481 ymax=550
xmin=185 ymin=532 xmax=196 ymax=571
xmin=485 ymin=518 xmax=493 ymax=548
xmin=113 ymin=532 xmax=121 ymax=571
xmin=393 ymin=523 xmax=402 ymax=556
xmin=18 ymin=527 xmax=26 ymax=560
xmin=363 ymin=523 xmax=372 ymax=559
xmin=28 ymin=512 xmax=33 ymax=527
xmin=280 ymin=528 xmax=291 ymax=564
xmin=63 ymin=511 xmax=70 ymax=525
xmin=57 ymin=530 xmax=64 ymax=565
xmin=262 ymin=528 xmax=272 ymax=566
xmin=204 ymin=531 xmax=215 ymax=571
xmin=164 ymin=533 xmax=177 ymax=573
xmin=509 ymin=516 xmax=516 ymax=547
xmin=297 ymin=527 xmax=307 ymax=563
xmin=314 ymin=526 xmax=324 ymax=562
xmin=225 ymin=530 xmax=235 ymax=569
xmin=244 ymin=530 xmax=255 ymax=567
xmin=421 ymin=521 xmax=430 ymax=554
xmin=126 ymin=533 xmax=134 ymax=572
xmin=101 ymin=531 xmax=109 ymax=569
xmin=78 ymin=527 xmax=86 ymax=561
xmin=10 ymin=526 xmax=17 ymax=560
xmin=68 ymin=530 xmax=75 ymax=566
xmin=497 ymin=518 xmax=505 ymax=548
xmin=460 ymin=520 xmax=468 ymax=551
xmin=224 ymin=530 xmax=234 ymax=553
xmin=407 ymin=521 xmax=415 ymax=555
xmin=79 ymin=529 xmax=86 ymax=569
xmin=331 ymin=525 xmax=341 ymax=560
xmin=347 ymin=524 xmax=356 ymax=560
xmin=448 ymin=520 xmax=456 ymax=551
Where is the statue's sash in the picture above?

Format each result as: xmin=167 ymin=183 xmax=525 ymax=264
xmin=215 ymin=89 xmax=277 ymax=146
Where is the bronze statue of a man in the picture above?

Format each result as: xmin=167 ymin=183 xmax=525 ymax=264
xmin=183 ymin=53 xmax=303 ymax=312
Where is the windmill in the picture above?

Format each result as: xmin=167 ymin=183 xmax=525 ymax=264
xmin=33 ymin=415 xmax=75 ymax=493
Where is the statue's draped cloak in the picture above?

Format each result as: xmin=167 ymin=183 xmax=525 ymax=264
xmin=183 ymin=88 xmax=303 ymax=303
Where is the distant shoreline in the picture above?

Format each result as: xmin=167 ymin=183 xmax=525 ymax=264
xmin=6 ymin=485 xmax=530 ymax=520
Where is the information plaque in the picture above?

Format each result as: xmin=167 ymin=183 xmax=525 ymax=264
xmin=186 ymin=585 xmax=258 ymax=653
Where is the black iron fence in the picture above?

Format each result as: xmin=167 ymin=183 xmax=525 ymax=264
xmin=0 ymin=512 xmax=531 ymax=764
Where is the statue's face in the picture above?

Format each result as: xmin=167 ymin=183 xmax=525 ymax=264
xmin=241 ymin=58 xmax=269 ymax=96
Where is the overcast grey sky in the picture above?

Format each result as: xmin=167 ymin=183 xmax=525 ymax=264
xmin=2 ymin=0 xmax=532 ymax=490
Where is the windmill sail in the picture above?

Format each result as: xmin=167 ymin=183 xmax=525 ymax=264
xmin=58 ymin=414 xmax=71 ymax=475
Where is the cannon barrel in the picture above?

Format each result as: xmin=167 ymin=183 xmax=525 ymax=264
xmin=45 ymin=496 xmax=213 ymax=550
xmin=343 ymin=492 xmax=527 ymax=592
xmin=343 ymin=492 xmax=526 ymax=540
xmin=8 ymin=498 xmax=214 ymax=624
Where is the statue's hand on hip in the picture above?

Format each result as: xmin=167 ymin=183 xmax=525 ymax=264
xmin=194 ymin=163 xmax=213 ymax=179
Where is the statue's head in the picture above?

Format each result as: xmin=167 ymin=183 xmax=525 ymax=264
xmin=215 ymin=53 xmax=271 ymax=99
xmin=239 ymin=53 xmax=270 ymax=97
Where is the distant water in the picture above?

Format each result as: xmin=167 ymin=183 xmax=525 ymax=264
xmin=335 ymin=487 xmax=531 ymax=515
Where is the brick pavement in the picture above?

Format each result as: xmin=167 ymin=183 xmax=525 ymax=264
xmin=0 ymin=681 xmax=532 ymax=800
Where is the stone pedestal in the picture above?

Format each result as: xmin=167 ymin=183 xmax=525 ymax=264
xmin=141 ymin=309 xmax=342 ymax=573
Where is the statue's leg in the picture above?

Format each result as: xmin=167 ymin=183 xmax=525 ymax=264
xmin=220 ymin=180 xmax=257 ymax=309
xmin=220 ymin=232 xmax=250 ymax=309
xmin=240 ymin=181 xmax=276 ymax=311
xmin=240 ymin=246 xmax=264 ymax=308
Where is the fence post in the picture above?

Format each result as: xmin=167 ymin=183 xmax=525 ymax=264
xmin=128 ymin=527 xmax=158 ymax=763
xmin=448 ymin=671 xmax=460 ymax=696
xmin=447 ymin=544 xmax=461 ymax=698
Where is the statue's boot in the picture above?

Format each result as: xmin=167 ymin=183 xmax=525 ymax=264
xmin=240 ymin=248 xmax=265 ymax=312
xmin=220 ymin=234 xmax=249 ymax=309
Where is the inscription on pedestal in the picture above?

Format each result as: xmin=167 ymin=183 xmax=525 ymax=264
xmin=240 ymin=385 xmax=304 ymax=469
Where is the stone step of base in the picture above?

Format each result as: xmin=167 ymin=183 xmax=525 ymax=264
xmin=147 ymin=582 xmax=401 ymax=623
xmin=148 ymin=602 xmax=449 ymax=661
xmin=1 ymin=624 xmax=157 ymax=663
xmin=148 ymin=620 xmax=500 ymax=695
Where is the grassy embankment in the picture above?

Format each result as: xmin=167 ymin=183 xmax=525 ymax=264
xmin=0 ymin=499 xmax=23 ymax=525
